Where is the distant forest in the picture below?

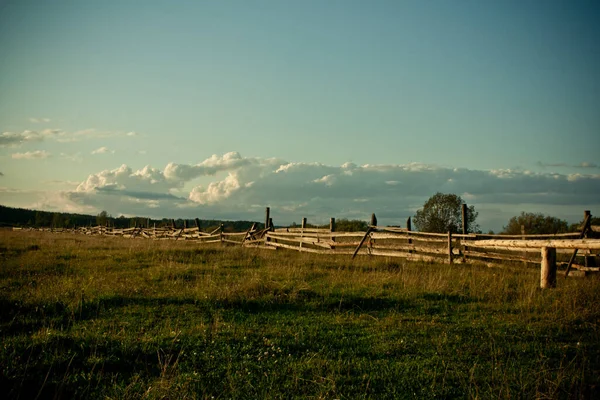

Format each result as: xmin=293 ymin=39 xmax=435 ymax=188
xmin=0 ymin=205 xmax=263 ymax=232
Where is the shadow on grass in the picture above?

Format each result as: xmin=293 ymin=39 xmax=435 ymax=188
xmin=0 ymin=291 xmax=419 ymax=338
xmin=2 ymin=335 xmax=167 ymax=399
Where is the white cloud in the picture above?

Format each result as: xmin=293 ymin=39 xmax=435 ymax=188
xmin=91 ymin=146 xmax=115 ymax=155
xmin=0 ymin=131 xmax=44 ymax=147
xmin=11 ymin=150 xmax=51 ymax=159
xmin=29 ymin=117 xmax=51 ymax=123
xmin=0 ymin=127 xmax=139 ymax=147
xmin=59 ymin=152 xmax=600 ymax=231
xmin=537 ymin=161 xmax=600 ymax=169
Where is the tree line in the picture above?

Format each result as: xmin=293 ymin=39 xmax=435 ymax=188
xmin=0 ymin=205 xmax=261 ymax=232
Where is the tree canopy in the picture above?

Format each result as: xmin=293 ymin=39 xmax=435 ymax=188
xmin=502 ymin=212 xmax=569 ymax=235
xmin=413 ymin=193 xmax=478 ymax=233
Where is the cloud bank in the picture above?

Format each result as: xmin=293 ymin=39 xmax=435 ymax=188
xmin=59 ymin=152 xmax=600 ymax=230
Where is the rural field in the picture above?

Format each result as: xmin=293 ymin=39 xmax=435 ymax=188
xmin=1 ymin=231 xmax=599 ymax=399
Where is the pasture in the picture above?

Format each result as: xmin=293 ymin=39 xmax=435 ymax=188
xmin=1 ymin=231 xmax=599 ymax=399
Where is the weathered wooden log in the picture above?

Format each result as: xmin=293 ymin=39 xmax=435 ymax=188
xmin=471 ymin=239 xmax=600 ymax=250
xmin=541 ymin=247 xmax=557 ymax=288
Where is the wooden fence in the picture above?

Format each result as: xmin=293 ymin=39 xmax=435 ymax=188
xmin=13 ymin=208 xmax=600 ymax=288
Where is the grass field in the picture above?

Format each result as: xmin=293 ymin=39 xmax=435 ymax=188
xmin=1 ymin=231 xmax=599 ymax=399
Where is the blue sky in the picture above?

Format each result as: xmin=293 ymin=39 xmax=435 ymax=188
xmin=1 ymin=0 xmax=599 ymax=231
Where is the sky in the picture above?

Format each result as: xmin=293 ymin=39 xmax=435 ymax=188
xmin=1 ymin=0 xmax=599 ymax=232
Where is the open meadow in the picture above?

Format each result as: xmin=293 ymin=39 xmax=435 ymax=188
xmin=1 ymin=230 xmax=599 ymax=399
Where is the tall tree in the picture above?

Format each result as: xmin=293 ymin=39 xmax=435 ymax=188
xmin=413 ymin=193 xmax=478 ymax=233
xmin=96 ymin=210 xmax=110 ymax=226
xmin=502 ymin=212 xmax=569 ymax=235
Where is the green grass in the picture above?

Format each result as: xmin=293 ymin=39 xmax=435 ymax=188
xmin=1 ymin=231 xmax=599 ymax=399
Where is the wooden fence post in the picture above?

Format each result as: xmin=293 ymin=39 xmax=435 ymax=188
xmin=265 ymin=207 xmax=270 ymax=230
xmin=461 ymin=204 xmax=467 ymax=234
xmin=330 ymin=218 xmax=336 ymax=249
xmin=521 ymin=225 xmax=527 ymax=266
xmin=448 ymin=231 xmax=453 ymax=264
xmin=301 ymin=218 xmax=307 ymax=229
xmin=406 ymin=217 xmax=412 ymax=253
xmin=370 ymin=213 xmax=377 ymax=227
xmin=541 ymin=247 xmax=557 ymax=288
xmin=269 ymin=218 xmax=273 ymax=232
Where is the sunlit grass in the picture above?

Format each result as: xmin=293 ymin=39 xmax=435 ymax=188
xmin=1 ymin=231 xmax=599 ymax=399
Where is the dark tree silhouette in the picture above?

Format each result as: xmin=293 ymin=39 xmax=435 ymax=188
xmin=413 ymin=192 xmax=478 ymax=233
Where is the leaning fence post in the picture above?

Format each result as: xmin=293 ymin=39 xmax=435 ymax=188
xmin=583 ymin=210 xmax=596 ymax=268
xmin=448 ymin=231 xmax=453 ymax=264
xmin=565 ymin=210 xmax=592 ymax=277
xmin=541 ymin=247 xmax=557 ymax=288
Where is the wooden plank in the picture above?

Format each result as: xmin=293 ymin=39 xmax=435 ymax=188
xmin=266 ymin=241 xmax=357 ymax=255
xmin=370 ymin=243 xmax=460 ymax=255
xmin=464 ymin=250 xmax=537 ymax=263
xmin=266 ymin=231 xmax=325 ymax=238
xmin=282 ymin=228 xmax=331 ymax=233
xmin=194 ymin=239 xmax=222 ymax=244
xmin=196 ymin=234 xmax=221 ymax=240
xmin=464 ymin=243 xmax=575 ymax=255
xmin=591 ymin=225 xmax=600 ymax=233
xmin=265 ymin=241 xmax=327 ymax=254
xmin=267 ymin=231 xmax=364 ymax=240
xmin=473 ymin=232 xmax=581 ymax=239
xmin=243 ymin=239 xmax=265 ymax=245
xmin=379 ymin=226 xmax=409 ymax=233
xmin=470 ymin=239 xmax=600 ymax=250
xmin=222 ymin=239 xmax=243 ymax=245
xmin=368 ymin=249 xmax=443 ymax=262
xmin=266 ymin=235 xmax=332 ymax=249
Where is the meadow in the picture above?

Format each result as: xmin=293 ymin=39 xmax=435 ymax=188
xmin=1 ymin=231 xmax=599 ymax=399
